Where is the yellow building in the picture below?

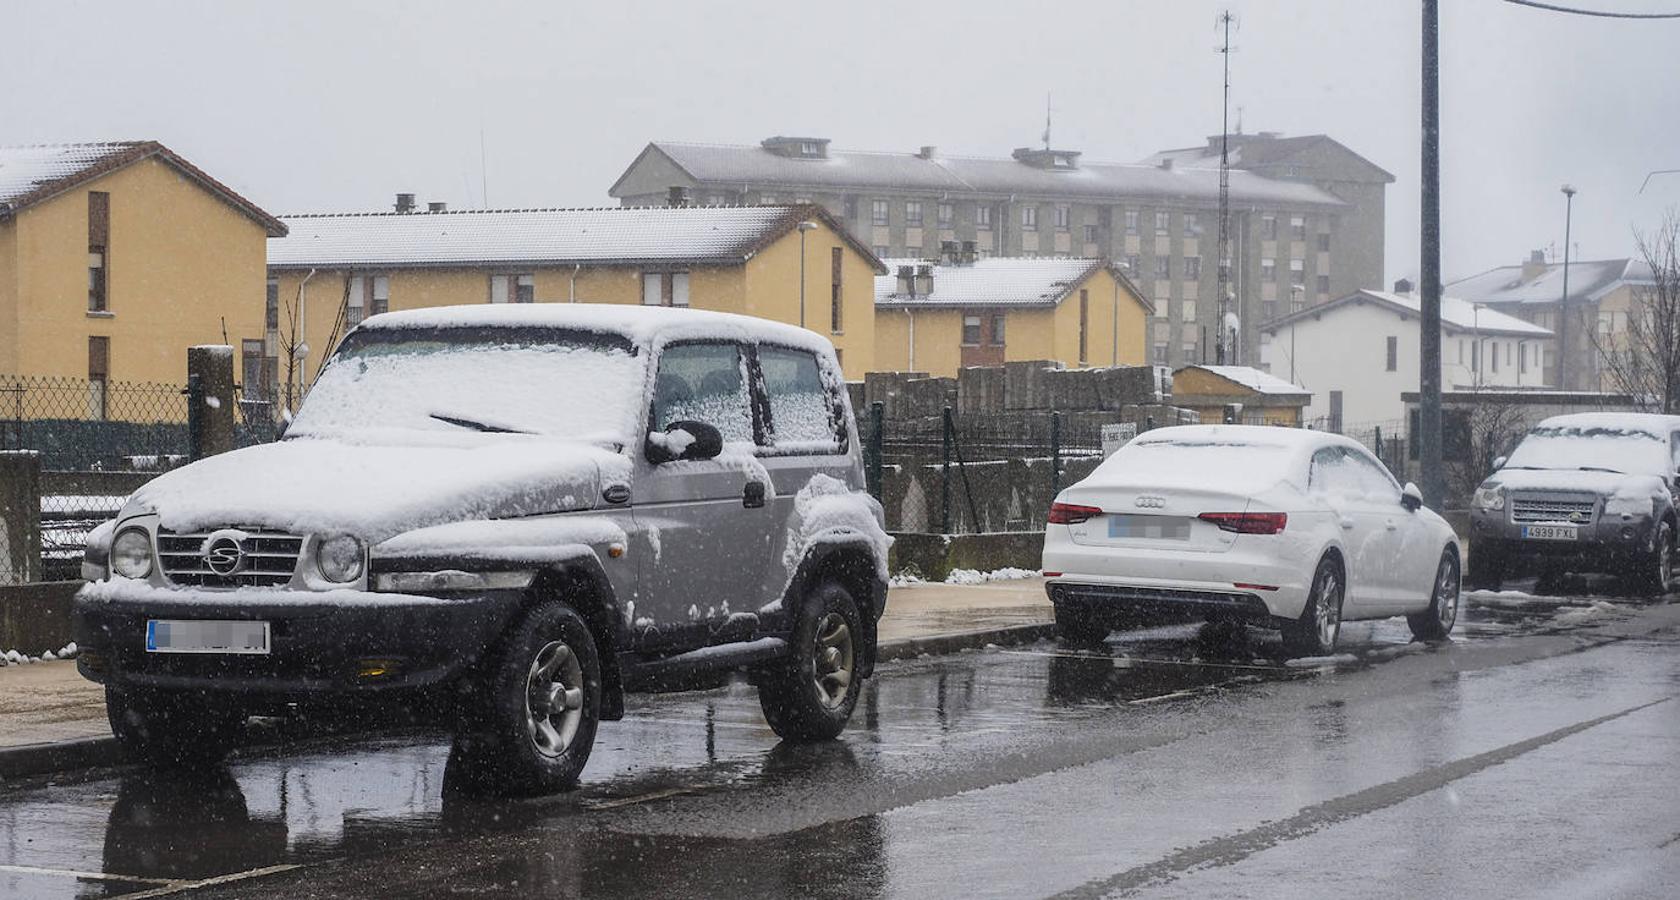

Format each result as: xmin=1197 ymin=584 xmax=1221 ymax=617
xmin=1171 ymin=365 xmax=1310 ymax=426
xmin=266 ymin=203 xmax=885 ymax=397
xmin=872 ymin=256 xmax=1152 ymax=377
xmin=0 ymin=141 xmax=286 ymax=393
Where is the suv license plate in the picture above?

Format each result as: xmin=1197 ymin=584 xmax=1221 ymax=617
xmin=1522 ymin=525 xmax=1578 ymax=541
xmin=146 ymin=620 xmax=271 ymax=654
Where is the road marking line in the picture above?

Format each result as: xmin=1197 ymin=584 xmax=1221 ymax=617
xmin=0 ymin=864 xmax=175 ymax=886
xmin=1052 ymin=695 xmax=1675 ymax=899
xmin=110 ymin=864 xmax=304 ymax=899
xmin=579 ymin=786 xmax=700 ymax=810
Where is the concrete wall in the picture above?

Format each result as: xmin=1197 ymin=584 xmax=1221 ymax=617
xmin=0 ymin=581 xmax=76 ymax=654
xmin=889 ymin=531 xmax=1046 ymax=581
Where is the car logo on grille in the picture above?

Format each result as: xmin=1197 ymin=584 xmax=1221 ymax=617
xmin=203 ymin=534 xmax=245 ymax=576
xmin=1135 ymin=495 xmax=1167 ymax=509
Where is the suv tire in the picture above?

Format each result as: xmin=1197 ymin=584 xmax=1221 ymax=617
xmin=107 ymin=686 xmax=244 ymax=768
xmin=758 ymin=581 xmax=862 ymax=742
xmin=1282 ymin=555 xmax=1344 ymax=657
xmin=1408 ymin=549 xmax=1460 ymax=641
xmin=1631 ymin=519 xmax=1675 ymax=596
xmin=456 ymin=599 xmax=601 ymax=795
xmin=1053 ymin=601 xmax=1111 ymax=645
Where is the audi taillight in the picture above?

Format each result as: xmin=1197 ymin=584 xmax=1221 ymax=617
xmin=1197 ymin=512 xmax=1288 ymax=534
xmin=1048 ymin=502 xmax=1102 ymax=525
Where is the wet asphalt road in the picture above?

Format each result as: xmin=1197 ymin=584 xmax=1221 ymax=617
xmin=2 ymin=589 xmax=1678 ymax=899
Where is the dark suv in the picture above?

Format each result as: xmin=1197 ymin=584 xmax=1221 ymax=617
xmin=76 ymin=305 xmax=889 ymax=794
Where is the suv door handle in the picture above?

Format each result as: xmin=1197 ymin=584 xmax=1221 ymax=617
xmin=743 ymin=480 xmax=767 ymax=509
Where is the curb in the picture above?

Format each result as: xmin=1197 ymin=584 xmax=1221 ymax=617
xmin=0 ymin=622 xmax=1059 ymax=780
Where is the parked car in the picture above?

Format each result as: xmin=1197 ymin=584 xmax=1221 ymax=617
xmin=75 ymin=305 xmax=889 ymax=794
xmin=1040 ymin=425 xmax=1460 ymax=655
xmin=1466 ymin=412 xmax=1680 ymax=593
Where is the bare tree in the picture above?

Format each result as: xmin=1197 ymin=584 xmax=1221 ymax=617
xmin=1444 ymin=389 xmax=1529 ymax=505
xmin=1594 ymin=211 xmax=1680 ymax=411
xmin=277 ymin=274 xmax=354 ymax=417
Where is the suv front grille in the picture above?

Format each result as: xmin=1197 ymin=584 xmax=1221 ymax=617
xmin=157 ymin=527 xmax=304 ymax=588
xmin=1510 ymin=496 xmax=1598 ymax=525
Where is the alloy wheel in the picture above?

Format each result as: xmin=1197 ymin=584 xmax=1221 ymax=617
xmin=525 ymin=640 xmax=586 ymax=758
xmin=812 ymin=612 xmax=855 ymax=710
xmin=1436 ymin=557 xmax=1460 ymax=630
xmin=1316 ymin=568 xmax=1342 ymax=648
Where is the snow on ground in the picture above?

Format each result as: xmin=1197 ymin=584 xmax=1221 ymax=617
xmin=1463 ymin=589 xmax=1548 ymax=609
xmin=1284 ymin=653 xmax=1360 ymax=668
xmin=891 ymin=567 xmax=1041 ymax=586
xmin=0 ymin=643 xmax=77 ymax=666
xmin=1551 ymin=600 xmax=1623 ymax=626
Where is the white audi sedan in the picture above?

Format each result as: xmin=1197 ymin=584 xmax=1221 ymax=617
xmin=1041 ymin=425 xmax=1461 ymax=655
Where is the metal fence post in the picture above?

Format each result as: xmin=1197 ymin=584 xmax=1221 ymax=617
xmin=1374 ymin=425 xmax=1385 ymax=469
xmin=867 ymin=401 xmax=884 ymax=502
xmin=1050 ymin=411 xmax=1062 ymax=497
xmin=941 ymin=406 xmax=953 ymax=534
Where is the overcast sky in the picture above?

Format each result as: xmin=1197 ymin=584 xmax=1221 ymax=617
xmin=5 ymin=0 xmax=1679 ymax=283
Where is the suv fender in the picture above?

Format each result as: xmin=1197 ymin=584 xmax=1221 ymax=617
xmin=525 ymin=555 xmax=628 ymax=722
xmin=775 ymin=540 xmax=888 ymax=678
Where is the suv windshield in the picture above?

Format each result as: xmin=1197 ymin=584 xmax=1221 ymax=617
xmin=288 ymin=326 xmax=643 ymax=443
xmin=1503 ymin=424 xmax=1669 ymax=476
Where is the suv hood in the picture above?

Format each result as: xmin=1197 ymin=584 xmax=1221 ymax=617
xmin=122 ymin=437 xmax=627 ymax=543
xmin=1488 ymin=467 xmax=1666 ymax=498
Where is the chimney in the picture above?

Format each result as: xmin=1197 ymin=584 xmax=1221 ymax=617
xmin=940 ymin=240 xmax=960 ymax=263
xmin=427 ymin=201 xmax=447 ymax=213
xmin=897 ymin=265 xmax=916 ymax=297
xmin=394 ymin=192 xmax=416 ymax=214
xmin=667 ymin=186 xmax=690 ymax=208
xmin=914 ymin=264 xmax=934 ymax=297
xmin=1521 ymin=249 xmax=1548 ymax=281
xmin=960 ymin=240 xmax=978 ymax=265
xmin=918 ymin=145 xmax=938 ymax=160
xmin=1393 ymin=277 xmax=1414 ymax=295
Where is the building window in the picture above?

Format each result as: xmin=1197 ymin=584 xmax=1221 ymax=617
xmin=1153 ymin=256 xmax=1171 ymax=280
xmin=938 ymin=202 xmax=953 ymax=227
xmin=1181 ymin=300 xmax=1197 ymax=321
xmin=906 ymin=244 xmax=922 ymax=258
xmin=1386 ymin=336 xmax=1398 ymax=372
xmin=1262 ymin=258 xmax=1276 ymax=282
xmin=1289 ymin=259 xmax=1306 ymax=285
xmin=871 ymin=199 xmax=889 ymax=226
xmin=1458 ymin=339 xmax=1465 ymax=364
xmin=1491 ymin=341 xmax=1500 ymax=373
xmin=88 ymin=336 xmax=109 ymax=420
xmin=1263 ymin=300 xmax=1278 ymax=322
xmin=640 ymin=271 xmax=690 ymax=307
xmin=371 ymin=275 xmax=390 ymax=316
xmin=1155 ymin=211 xmax=1170 ymax=235
xmin=1125 ymin=254 xmax=1141 ymax=276
xmin=1124 ymin=209 xmax=1139 ymax=234
xmin=1316 ymin=274 xmax=1330 ymax=295
xmin=491 ymin=273 xmax=535 ymax=305
xmin=976 ymin=205 xmax=992 ymax=230
xmin=1184 ymin=213 xmax=1199 ymax=237
xmin=905 ymin=201 xmax=923 ymax=227
xmin=760 ymin=194 xmax=778 ymax=205
xmin=1290 ymin=216 xmax=1307 ymax=240
xmin=265 ymin=277 xmax=280 ymax=331
xmin=1472 ymin=341 xmax=1480 ymax=373
xmin=962 ymin=315 xmax=982 ymax=346
xmin=1182 ymin=342 xmax=1198 ymax=364
xmin=1317 ymin=233 xmax=1331 ymax=252
xmin=1153 ymin=343 xmax=1168 ymax=364
xmin=991 ymin=314 xmax=1006 ymax=346
xmin=1078 ymin=289 xmax=1089 ymax=365
xmin=346 ymin=275 xmax=366 ymax=324
xmin=1261 ymin=215 xmax=1277 ymax=240
xmin=88 ymin=191 xmax=109 ymax=312
xmin=830 ymin=247 xmax=844 ymax=334
xmin=1021 ymin=206 xmax=1038 ymax=231
xmin=1054 ymin=205 xmax=1070 ymax=230
xmin=1183 ymin=256 xmax=1201 ymax=280
xmin=872 ymin=245 xmax=889 ymax=258
xmin=1083 ymin=224 xmax=1099 ymax=243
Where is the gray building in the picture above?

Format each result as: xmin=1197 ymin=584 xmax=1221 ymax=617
xmin=609 ymin=133 xmax=1393 ymax=369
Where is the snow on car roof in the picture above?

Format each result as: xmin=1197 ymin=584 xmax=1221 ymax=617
xmin=354 ymin=303 xmax=836 ymax=356
xmin=1532 ymin=412 xmax=1680 ymax=436
xmin=1131 ymin=424 xmax=1351 ymax=449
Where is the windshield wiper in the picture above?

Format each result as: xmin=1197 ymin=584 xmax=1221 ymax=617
xmin=1577 ymin=466 xmax=1624 ymax=474
xmin=429 ymin=412 xmax=530 ymax=434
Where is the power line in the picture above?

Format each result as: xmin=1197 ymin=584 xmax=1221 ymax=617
xmin=1504 ymin=0 xmax=1680 ymax=18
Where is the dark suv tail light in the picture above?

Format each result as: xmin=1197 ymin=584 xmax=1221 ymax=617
xmin=1048 ymin=502 xmax=1103 ymax=525
xmin=1198 ymin=512 xmax=1288 ymax=534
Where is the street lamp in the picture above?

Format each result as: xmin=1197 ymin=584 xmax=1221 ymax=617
xmin=796 ymin=221 xmax=819 ymax=329
xmin=1559 ymin=185 xmax=1576 ymax=389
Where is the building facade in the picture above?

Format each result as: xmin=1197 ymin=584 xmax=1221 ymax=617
xmin=1258 ymin=288 xmax=1553 ymax=429
xmin=0 ymin=142 xmax=285 ymax=395
xmin=609 ymin=133 xmax=1392 ymax=371
xmin=266 ymin=203 xmax=885 ymax=396
xmin=1170 ymin=365 xmax=1311 ymax=427
xmin=872 ymin=255 xmax=1152 ymax=377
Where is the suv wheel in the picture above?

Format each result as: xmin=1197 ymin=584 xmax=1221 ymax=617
xmin=758 ymin=581 xmax=862 ymax=742
xmin=1282 ymin=555 xmax=1343 ymax=657
xmin=1408 ymin=549 xmax=1460 ymax=641
xmin=456 ymin=599 xmax=601 ymax=795
xmin=1634 ymin=520 xmax=1676 ymax=596
xmin=107 ymin=686 xmax=244 ymax=768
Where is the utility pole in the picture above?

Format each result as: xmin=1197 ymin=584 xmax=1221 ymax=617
xmin=1419 ymin=0 xmax=1445 ymax=509
xmin=1215 ymin=10 xmax=1236 ymax=366
xmin=1559 ymin=184 xmax=1576 ymax=389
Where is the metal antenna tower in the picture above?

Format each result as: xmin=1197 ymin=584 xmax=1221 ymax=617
xmin=1215 ymin=10 xmax=1237 ymax=365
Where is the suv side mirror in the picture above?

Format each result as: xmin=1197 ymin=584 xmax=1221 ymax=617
xmin=1491 ymin=455 xmax=1507 ymax=471
xmin=645 ymin=421 xmax=723 ymax=464
xmin=1401 ymin=482 xmax=1424 ymax=512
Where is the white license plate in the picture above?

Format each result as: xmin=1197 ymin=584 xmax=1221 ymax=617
xmin=146 ymin=620 xmax=271 ymax=654
xmin=1522 ymin=525 xmax=1578 ymax=541
xmin=1108 ymin=515 xmax=1190 ymax=540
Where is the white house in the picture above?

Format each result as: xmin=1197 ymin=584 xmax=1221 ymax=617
xmin=1259 ymin=288 xmax=1553 ymax=428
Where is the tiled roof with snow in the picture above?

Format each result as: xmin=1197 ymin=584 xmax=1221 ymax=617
xmin=1188 ymin=365 xmax=1311 ymax=396
xmin=1447 ymin=258 xmax=1653 ymax=306
xmin=619 ymin=142 xmax=1347 ymax=209
xmin=268 ymin=205 xmax=879 ymax=270
xmin=873 ymin=257 xmax=1107 ymax=308
xmin=1261 ymin=289 xmax=1552 ymax=338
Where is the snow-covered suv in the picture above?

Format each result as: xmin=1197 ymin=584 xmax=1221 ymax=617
xmin=75 ymin=305 xmax=889 ymax=793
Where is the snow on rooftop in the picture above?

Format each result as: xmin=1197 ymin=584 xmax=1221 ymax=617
xmin=1449 ymin=258 xmax=1653 ymax=306
xmin=0 ymin=142 xmax=143 ymax=207
xmin=268 ymin=206 xmax=810 ymax=268
xmin=1192 ymin=365 xmax=1310 ymax=396
xmin=1362 ymin=290 xmax=1552 ymax=337
xmin=874 ymin=257 xmax=1103 ymax=307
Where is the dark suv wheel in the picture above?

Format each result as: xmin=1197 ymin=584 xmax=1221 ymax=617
xmin=107 ymin=686 xmax=245 ymax=768
xmin=758 ymin=581 xmax=862 ymax=741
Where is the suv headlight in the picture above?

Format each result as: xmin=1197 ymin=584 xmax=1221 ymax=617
xmin=1472 ymin=485 xmax=1506 ymax=511
xmin=111 ymin=528 xmax=153 ymax=579
xmin=316 ymin=534 xmax=366 ymax=583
